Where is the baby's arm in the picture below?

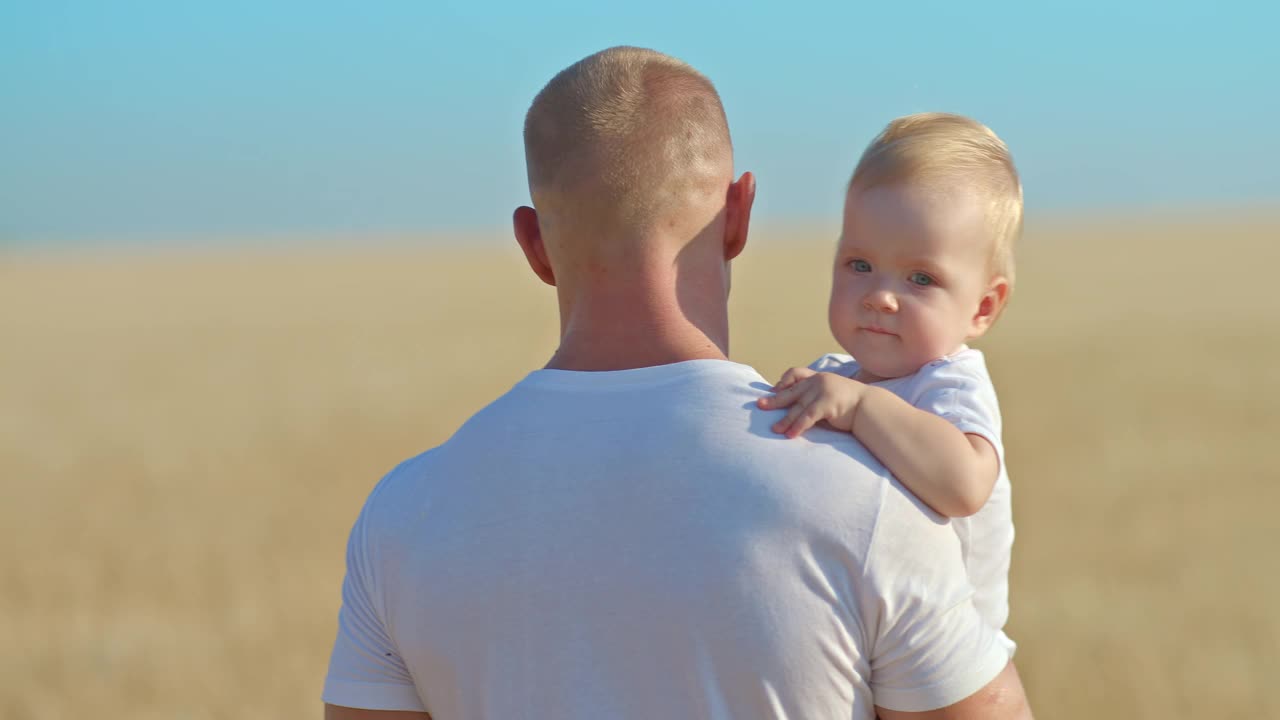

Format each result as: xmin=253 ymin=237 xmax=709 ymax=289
xmin=758 ymin=368 xmax=998 ymax=518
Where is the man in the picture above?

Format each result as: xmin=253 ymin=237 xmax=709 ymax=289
xmin=323 ymin=46 xmax=1032 ymax=719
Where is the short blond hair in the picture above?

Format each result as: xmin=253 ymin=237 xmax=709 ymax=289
xmin=850 ymin=113 xmax=1022 ymax=289
xmin=523 ymin=46 xmax=732 ymax=234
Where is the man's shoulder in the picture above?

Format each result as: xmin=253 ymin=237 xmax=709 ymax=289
xmin=358 ymin=358 xmax=933 ymax=540
xmin=355 ymin=449 xmax=438 ymax=519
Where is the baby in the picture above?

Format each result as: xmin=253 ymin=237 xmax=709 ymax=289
xmin=758 ymin=112 xmax=1022 ymax=636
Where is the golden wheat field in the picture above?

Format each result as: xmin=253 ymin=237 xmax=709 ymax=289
xmin=2 ymin=211 xmax=1278 ymax=719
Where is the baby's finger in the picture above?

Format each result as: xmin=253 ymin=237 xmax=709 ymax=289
xmin=772 ymin=399 xmax=812 ymax=435
xmin=775 ymin=367 xmax=799 ymax=385
xmin=785 ymin=403 xmax=828 ymax=438
xmin=774 ymin=366 xmax=816 ymax=391
xmin=759 ymin=381 xmax=805 ymax=409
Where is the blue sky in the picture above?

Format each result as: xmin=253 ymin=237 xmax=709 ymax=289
xmin=1 ymin=1 xmax=1276 ymax=246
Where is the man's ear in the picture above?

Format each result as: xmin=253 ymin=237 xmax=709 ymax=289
xmin=970 ymin=276 xmax=1010 ymax=338
xmin=513 ymin=206 xmax=556 ymax=286
xmin=723 ymin=171 xmax=756 ymax=262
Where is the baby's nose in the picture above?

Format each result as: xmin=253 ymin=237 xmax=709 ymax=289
xmin=863 ymin=289 xmax=898 ymax=313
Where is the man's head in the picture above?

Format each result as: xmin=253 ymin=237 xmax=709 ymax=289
xmin=829 ymin=113 xmax=1022 ymax=379
xmin=514 ymin=46 xmax=753 ymax=289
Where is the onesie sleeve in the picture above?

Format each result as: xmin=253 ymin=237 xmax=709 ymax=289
xmin=909 ymin=353 xmax=1004 ymax=460
xmin=808 ymin=353 xmax=858 ymax=375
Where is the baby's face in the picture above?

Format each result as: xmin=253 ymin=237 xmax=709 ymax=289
xmin=829 ymin=183 xmax=998 ymax=380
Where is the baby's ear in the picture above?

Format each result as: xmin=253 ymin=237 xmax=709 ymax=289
xmin=969 ymin=276 xmax=1010 ymax=338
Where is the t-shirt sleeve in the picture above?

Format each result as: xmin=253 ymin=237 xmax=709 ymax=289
xmin=322 ymin=484 xmax=428 ymax=712
xmin=862 ymin=481 xmax=1013 ymax=711
xmin=910 ymin=357 xmax=1003 ymax=458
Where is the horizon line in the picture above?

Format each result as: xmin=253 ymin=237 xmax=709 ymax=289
xmin=4 ymin=200 xmax=1277 ymax=259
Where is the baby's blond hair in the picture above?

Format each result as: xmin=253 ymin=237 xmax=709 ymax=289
xmin=850 ymin=113 xmax=1022 ymax=290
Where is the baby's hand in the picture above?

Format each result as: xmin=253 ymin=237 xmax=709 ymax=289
xmin=757 ymin=369 xmax=866 ymax=438
xmin=771 ymin=366 xmax=818 ymax=392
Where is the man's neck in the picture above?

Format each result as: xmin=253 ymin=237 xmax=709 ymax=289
xmin=547 ymin=327 xmax=726 ymax=372
xmin=545 ymin=274 xmax=730 ymax=372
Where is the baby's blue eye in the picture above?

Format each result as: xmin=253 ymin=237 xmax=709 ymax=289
xmin=851 ymin=259 xmax=872 ymax=272
xmin=909 ymin=272 xmax=935 ymax=286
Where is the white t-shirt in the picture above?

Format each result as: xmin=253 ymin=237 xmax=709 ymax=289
xmin=810 ymin=347 xmax=1015 ymax=634
xmin=323 ymin=359 xmax=1012 ymax=718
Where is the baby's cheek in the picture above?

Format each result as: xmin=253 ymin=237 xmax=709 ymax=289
xmin=910 ymin=311 xmax=956 ymax=356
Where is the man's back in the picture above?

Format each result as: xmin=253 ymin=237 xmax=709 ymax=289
xmin=324 ymin=360 xmax=1011 ymax=719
